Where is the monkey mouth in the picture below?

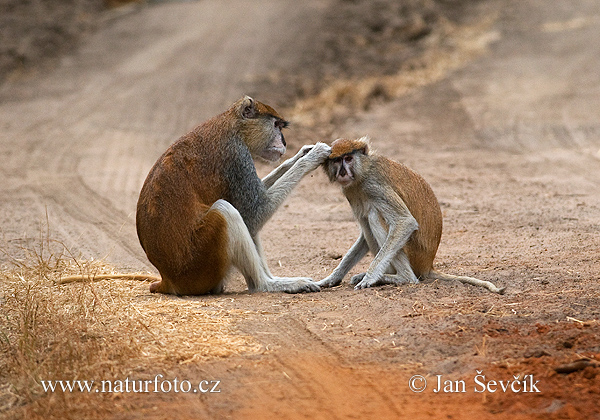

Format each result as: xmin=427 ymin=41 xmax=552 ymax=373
xmin=259 ymin=146 xmax=286 ymax=162
xmin=337 ymin=176 xmax=354 ymax=187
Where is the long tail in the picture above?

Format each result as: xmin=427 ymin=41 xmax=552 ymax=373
xmin=426 ymin=270 xmax=506 ymax=295
xmin=58 ymin=273 xmax=161 ymax=285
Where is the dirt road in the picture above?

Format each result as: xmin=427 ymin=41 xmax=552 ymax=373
xmin=0 ymin=0 xmax=328 ymax=269
xmin=1 ymin=0 xmax=599 ymax=419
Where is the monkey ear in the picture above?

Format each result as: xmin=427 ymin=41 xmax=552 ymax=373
xmin=357 ymin=136 xmax=370 ymax=155
xmin=240 ymin=96 xmax=257 ymax=119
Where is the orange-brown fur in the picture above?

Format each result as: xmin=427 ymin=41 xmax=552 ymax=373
xmin=330 ymin=138 xmax=442 ymax=278
xmin=371 ymin=155 xmax=442 ymax=277
xmin=136 ymin=123 xmax=231 ymax=295
xmin=135 ymin=96 xmax=329 ymax=295
xmin=320 ymin=137 xmax=504 ymax=294
xmin=136 ymin=98 xmax=270 ymax=295
xmin=60 ymin=97 xmax=328 ymax=295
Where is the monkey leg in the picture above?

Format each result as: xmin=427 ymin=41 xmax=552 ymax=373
xmin=149 ymin=204 xmax=230 ymax=295
xmin=261 ymin=142 xmax=331 ymax=227
xmin=354 ymin=210 xmax=418 ymax=289
xmin=354 ymin=249 xmax=418 ymax=289
xmin=252 ymin=235 xmax=275 ymax=279
xmin=252 ymin=234 xmax=320 ymax=292
xmin=212 ymin=200 xmax=320 ymax=294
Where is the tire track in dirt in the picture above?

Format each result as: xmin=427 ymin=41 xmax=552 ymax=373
xmin=0 ymin=0 xmax=330 ymax=267
xmin=452 ymin=0 xmax=600 ymax=163
xmin=2 ymin=1 xmax=599 ymax=418
xmin=234 ymin=314 xmax=404 ymax=419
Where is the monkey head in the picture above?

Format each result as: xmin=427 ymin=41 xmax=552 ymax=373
xmin=323 ymin=137 xmax=370 ymax=187
xmin=236 ymin=95 xmax=290 ymax=162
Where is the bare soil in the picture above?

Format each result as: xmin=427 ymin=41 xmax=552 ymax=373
xmin=1 ymin=0 xmax=599 ymax=419
xmin=0 ymin=0 xmax=103 ymax=84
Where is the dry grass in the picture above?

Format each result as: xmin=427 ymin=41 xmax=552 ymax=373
xmin=0 ymin=226 xmax=260 ymax=419
xmin=289 ymin=17 xmax=500 ymax=127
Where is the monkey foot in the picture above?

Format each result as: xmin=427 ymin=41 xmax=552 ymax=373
xmin=354 ymin=274 xmax=418 ymax=290
xmin=316 ymin=276 xmax=343 ymax=288
xmin=266 ymin=277 xmax=321 ymax=294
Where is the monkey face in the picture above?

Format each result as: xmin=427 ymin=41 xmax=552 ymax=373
xmin=237 ymin=96 xmax=290 ymax=162
xmin=324 ymin=137 xmax=369 ymax=187
xmin=328 ymin=153 xmax=357 ymax=187
xmin=257 ymin=117 xmax=289 ymax=162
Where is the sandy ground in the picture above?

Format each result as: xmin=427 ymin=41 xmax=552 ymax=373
xmin=0 ymin=0 xmax=599 ymax=418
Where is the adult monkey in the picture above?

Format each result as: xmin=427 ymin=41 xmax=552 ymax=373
xmin=317 ymin=137 xmax=505 ymax=294
xmin=61 ymin=96 xmax=330 ymax=295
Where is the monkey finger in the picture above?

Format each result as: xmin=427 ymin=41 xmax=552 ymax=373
xmin=316 ymin=277 xmax=343 ymax=288
xmin=354 ymin=274 xmax=386 ymax=290
xmin=354 ymin=280 xmax=370 ymax=290
xmin=354 ymin=280 xmax=371 ymax=290
xmin=299 ymin=144 xmax=314 ymax=156
xmin=307 ymin=142 xmax=332 ymax=161
xmin=350 ymin=272 xmax=366 ymax=286
xmin=301 ymin=283 xmax=321 ymax=293
xmin=314 ymin=142 xmax=332 ymax=153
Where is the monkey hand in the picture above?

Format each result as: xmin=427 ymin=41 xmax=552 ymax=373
xmin=316 ymin=275 xmax=343 ymax=289
xmin=353 ymin=274 xmax=379 ymax=289
xmin=297 ymin=144 xmax=315 ymax=157
xmin=352 ymin=273 xmax=390 ymax=289
xmin=349 ymin=273 xmax=366 ymax=286
xmin=296 ymin=142 xmax=328 ymax=157
xmin=300 ymin=142 xmax=331 ymax=170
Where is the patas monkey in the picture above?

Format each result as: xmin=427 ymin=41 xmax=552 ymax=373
xmin=60 ymin=96 xmax=330 ymax=295
xmin=317 ymin=137 xmax=505 ymax=294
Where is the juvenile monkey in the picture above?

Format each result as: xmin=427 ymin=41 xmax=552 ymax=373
xmin=317 ymin=137 xmax=505 ymax=294
xmin=61 ymin=96 xmax=330 ymax=295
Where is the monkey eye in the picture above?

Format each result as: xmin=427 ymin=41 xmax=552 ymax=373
xmin=333 ymin=157 xmax=342 ymax=164
xmin=343 ymin=155 xmax=353 ymax=163
xmin=274 ymin=119 xmax=289 ymax=130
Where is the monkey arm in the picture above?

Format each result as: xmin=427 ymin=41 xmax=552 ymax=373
xmin=317 ymin=233 xmax=369 ymax=288
xmin=358 ymin=195 xmax=418 ymax=288
xmin=260 ymin=142 xmax=330 ymax=225
xmin=261 ymin=144 xmax=315 ymax=189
